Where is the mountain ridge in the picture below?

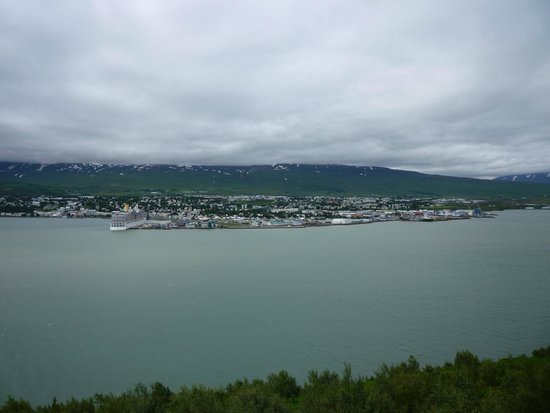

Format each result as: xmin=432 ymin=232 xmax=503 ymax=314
xmin=495 ymin=172 xmax=550 ymax=184
xmin=2 ymin=161 xmax=550 ymax=198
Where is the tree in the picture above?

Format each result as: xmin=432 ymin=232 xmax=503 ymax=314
xmin=0 ymin=397 xmax=34 ymax=413
xmin=266 ymin=370 xmax=300 ymax=399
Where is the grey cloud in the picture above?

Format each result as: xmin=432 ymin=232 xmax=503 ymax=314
xmin=1 ymin=0 xmax=549 ymax=178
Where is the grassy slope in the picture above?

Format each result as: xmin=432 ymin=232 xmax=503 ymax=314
xmin=2 ymin=163 xmax=550 ymax=198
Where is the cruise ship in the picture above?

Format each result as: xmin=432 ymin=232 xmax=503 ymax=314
xmin=110 ymin=204 xmax=147 ymax=231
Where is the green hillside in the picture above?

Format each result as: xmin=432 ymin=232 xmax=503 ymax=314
xmin=2 ymin=162 xmax=550 ymax=199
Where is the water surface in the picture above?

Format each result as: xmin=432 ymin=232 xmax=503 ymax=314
xmin=1 ymin=210 xmax=549 ymax=404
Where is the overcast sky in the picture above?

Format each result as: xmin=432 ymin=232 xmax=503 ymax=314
xmin=1 ymin=1 xmax=549 ymax=177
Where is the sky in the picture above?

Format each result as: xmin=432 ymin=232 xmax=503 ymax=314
xmin=1 ymin=0 xmax=549 ymax=178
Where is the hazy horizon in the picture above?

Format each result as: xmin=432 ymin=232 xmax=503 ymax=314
xmin=4 ymin=159 xmax=549 ymax=180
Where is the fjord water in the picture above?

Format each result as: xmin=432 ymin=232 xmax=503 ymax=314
xmin=1 ymin=211 xmax=549 ymax=404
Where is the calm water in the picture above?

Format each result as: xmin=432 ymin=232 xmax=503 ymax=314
xmin=1 ymin=210 xmax=550 ymax=404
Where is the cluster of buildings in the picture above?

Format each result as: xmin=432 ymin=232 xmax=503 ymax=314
xmin=0 ymin=194 xmax=504 ymax=229
xmin=399 ymin=208 xmax=496 ymax=221
xmin=0 ymin=196 xmax=109 ymax=218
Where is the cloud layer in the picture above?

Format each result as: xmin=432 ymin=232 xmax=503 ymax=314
xmin=1 ymin=0 xmax=549 ymax=177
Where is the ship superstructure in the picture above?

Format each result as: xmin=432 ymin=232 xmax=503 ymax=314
xmin=110 ymin=204 xmax=147 ymax=231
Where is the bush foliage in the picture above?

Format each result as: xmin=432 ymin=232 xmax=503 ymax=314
xmin=2 ymin=347 xmax=549 ymax=413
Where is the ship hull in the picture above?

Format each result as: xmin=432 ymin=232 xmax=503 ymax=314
xmin=110 ymin=210 xmax=147 ymax=231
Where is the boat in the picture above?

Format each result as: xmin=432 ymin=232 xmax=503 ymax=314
xmin=110 ymin=204 xmax=147 ymax=231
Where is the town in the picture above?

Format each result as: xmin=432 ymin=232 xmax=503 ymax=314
xmin=0 ymin=193 xmax=516 ymax=229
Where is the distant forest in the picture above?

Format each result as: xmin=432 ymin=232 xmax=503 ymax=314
xmin=2 ymin=347 xmax=549 ymax=413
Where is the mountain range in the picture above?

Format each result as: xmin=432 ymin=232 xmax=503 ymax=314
xmin=1 ymin=162 xmax=550 ymax=198
xmin=494 ymin=172 xmax=550 ymax=185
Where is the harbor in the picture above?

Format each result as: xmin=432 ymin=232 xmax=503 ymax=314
xmin=112 ymin=208 xmax=497 ymax=231
xmin=0 ymin=194 xmax=507 ymax=229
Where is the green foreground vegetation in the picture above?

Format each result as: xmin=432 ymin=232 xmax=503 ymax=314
xmin=3 ymin=347 xmax=550 ymax=413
